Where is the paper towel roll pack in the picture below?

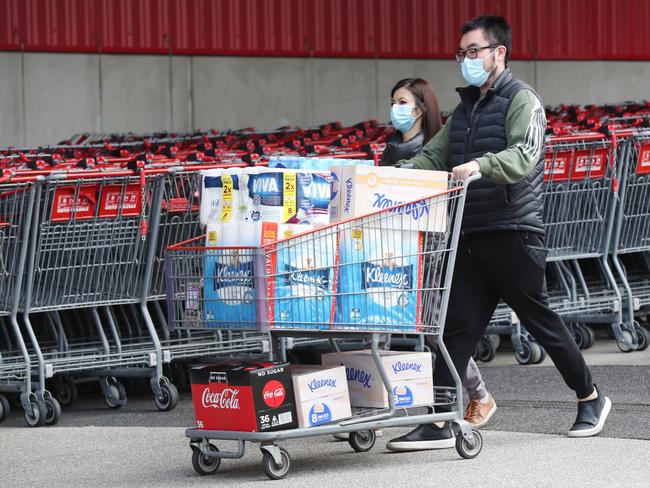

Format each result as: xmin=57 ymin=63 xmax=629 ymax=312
xmin=242 ymin=168 xmax=333 ymax=227
xmin=199 ymin=168 xmax=252 ymax=226
xmin=269 ymin=156 xmax=374 ymax=170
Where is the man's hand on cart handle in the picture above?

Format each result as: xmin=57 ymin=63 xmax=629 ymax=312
xmin=396 ymin=162 xmax=415 ymax=169
xmin=452 ymin=160 xmax=481 ymax=181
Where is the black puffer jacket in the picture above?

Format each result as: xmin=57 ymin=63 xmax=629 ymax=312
xmin=380 ymin=131 xmax=425 ymax=166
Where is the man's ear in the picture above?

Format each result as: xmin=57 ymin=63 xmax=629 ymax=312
xmin=497 ymin=46 xmax=507 ymax=65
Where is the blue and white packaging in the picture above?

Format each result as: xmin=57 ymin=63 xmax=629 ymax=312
xmin=292 ymin=365 xmax=351 ymax=427
xmin=200 ymin=168 xmax=251 ymax=226
xmin=321 ymin=350 xmax=434 ymax=408
xmin=243 ymin=168 xmax=332 ymax=227
xmin=336 ymin=228 xmax=423 ymax=331
xmin=329 ymin=165 xmax=448 ymax=231
xmin=262 ymin=222 xmax=338 ymax=330
xmin=203 ymin=221 xmax=261 ymax=329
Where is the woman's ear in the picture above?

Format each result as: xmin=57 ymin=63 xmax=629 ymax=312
xmin=413 ymin=105 xmax=423 ymax=117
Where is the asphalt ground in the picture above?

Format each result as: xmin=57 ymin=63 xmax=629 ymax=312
xmin=1 ymin=339 xmax=648 ymax=487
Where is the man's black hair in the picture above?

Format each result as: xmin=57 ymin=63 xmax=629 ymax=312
xmin=461 ymin=15 xmax=512 ymax=65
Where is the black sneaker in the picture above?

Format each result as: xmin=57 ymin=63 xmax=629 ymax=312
xmin=568 ymin=386 xmax=612 ymax=438
xmin=386 ymin=423 xmax=455 ymax=452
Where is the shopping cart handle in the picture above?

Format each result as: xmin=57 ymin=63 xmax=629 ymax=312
xmin=464 ymin=172 xmax=482 ymax=186
xmin=450 ymin=172 xmax=482 ymax=187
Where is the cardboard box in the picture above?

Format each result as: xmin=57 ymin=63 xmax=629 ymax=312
xmin=190 ymin=362 xmax=298 ymax=432
xmin=292 ymin=365 xmax=352 ymax=427
xmin=321 ymin=350 xmax=433 ymax=408
xmin=330 ymin=165 xmax=448 ymax=232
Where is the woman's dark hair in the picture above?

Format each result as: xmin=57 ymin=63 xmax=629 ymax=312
xmin=390 ymin=78 xmax=442 ymax=142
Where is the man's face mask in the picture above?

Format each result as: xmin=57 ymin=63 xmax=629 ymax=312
xmin=461 ymin=47 xmax=499 ymax=87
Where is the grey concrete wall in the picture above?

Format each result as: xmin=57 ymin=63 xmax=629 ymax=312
xmin=1 ymin=51 xmax=650 ymax=147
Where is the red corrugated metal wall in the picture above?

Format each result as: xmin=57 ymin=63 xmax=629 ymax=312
xmin=1 ymin=0 xmax=649 ymax=60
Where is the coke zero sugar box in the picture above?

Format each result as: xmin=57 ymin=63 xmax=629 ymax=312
xmin=190 ymin=362 xmax=298 ymax=432
xmin=321 ymin=350 xmax=433 ymax=409
xmin=291 ymin=365 xmax=352 ymax=427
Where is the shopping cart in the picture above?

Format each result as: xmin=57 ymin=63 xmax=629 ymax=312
xmin=607 ymin=130 xmax=650 ymax=350
xmin=153 ymin=166 xmax=271 ymax=387
xmin=11 ymin=169 xmax=181 ymax=425
xmin=166 ymin=174 xmax=483 ymax=480
xmin=0 ymin=176 xmax=43 ymax=425
xmin=486 ymin=133 xmax=639 ymax=361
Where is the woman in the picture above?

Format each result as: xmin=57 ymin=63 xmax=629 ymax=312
xmin=382 ymin=78 xmax=497 ymax=430
xmin=380 ymin=78 xmax=442 ymax=166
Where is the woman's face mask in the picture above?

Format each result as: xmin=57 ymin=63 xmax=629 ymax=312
xmin=391 ymin=104 xmax=421 ymax=133
xmin=461 ymin=47 xmax=498 ymax=87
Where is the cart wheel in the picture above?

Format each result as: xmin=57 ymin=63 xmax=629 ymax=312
xmin=262 ymin=447 xmax=291 ymax=480
xmin=515 ymin=340 xmax=533 ymax=365
xmin=634 ymin=324 xmax=649 ymax=352
xmin=532 ymin=343 xmax=547 ymax=365
xmin=455 ymin=429 xmax=483 ymax=459
xmin=44 ymin=396 xmax=62 ymax=426
xmin=24 ymin=399 xmax=46 ymax=427
xmin=191 ymin=444 xmax=221 ymax=475
xmin=616 ymin=329 xmax=635 ymax=353
xmin=104 ymin=381 xmax=127 ymax=409
xmin=348 ymin=429 xmax=376 ymax=453
xmin=478 ymin=338 xmax=496 ymax=363
xmin=581 ymin=325 xmax=595 ymax=350
xmin=488 ymin=334 xmax=501 ymax=351
xmin=0 ymin=394 xmax=10 ymax=422
xmin=55 ymin=376 xmax=78 ymax=407
xmin=154 ymin=383 xmax=179 ymax=412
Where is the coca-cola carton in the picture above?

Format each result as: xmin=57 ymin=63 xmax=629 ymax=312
xmin=190 ymin=362 xmax=298 ymax=432
xmin=321 ymin=350 xmax=433 ymax=409
xmin=291 ymin=365 xmax=352 ymax=428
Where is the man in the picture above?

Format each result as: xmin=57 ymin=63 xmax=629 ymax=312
xmin=386 ymin=15 xmax=611 ymax=452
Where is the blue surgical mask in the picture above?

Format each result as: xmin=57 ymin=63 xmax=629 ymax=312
xmin=391 ymin=104 xmax=420 ymax=133
xmin=461 ymin=48 xmax=498 ymax=87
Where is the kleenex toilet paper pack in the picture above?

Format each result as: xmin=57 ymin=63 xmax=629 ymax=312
xmin=203 ymin=222 xmax=260 ymax=329
xmin=261 ymin=222 xmax=338 ymax=330
xmin=336 ymin=227 xmax=423 ymax=331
